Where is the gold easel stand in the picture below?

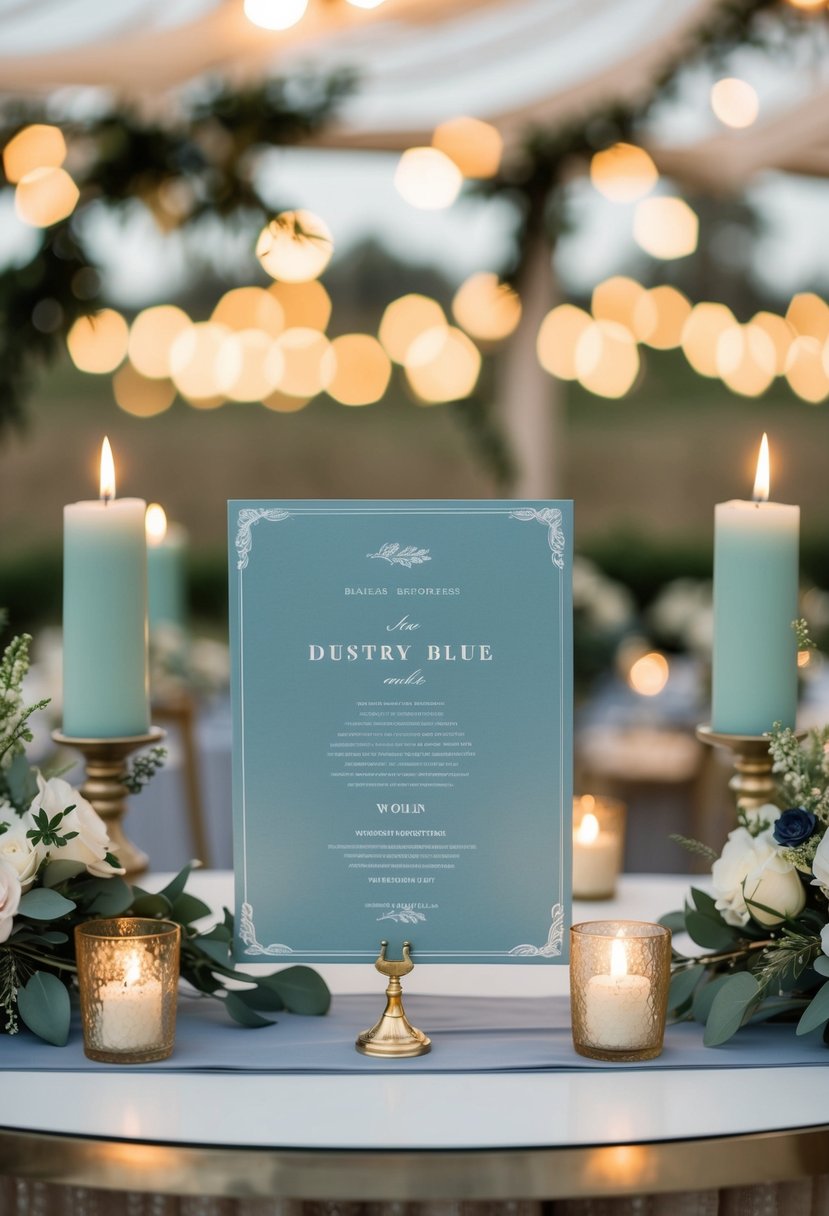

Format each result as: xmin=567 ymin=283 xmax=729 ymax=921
xmin=696 ymin=725 xmax=782 ymax=811
xmin=355 ymin=940 xmax=431 ymax=1058
xmin=52 ymin=727 xmax=166 ymax=880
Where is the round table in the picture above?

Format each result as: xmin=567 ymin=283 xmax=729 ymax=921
xmin=1 ymin=874 xmax=828 ymax=1209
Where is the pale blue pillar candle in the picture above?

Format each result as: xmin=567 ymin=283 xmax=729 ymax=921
xmin=146 ymin=504 xmax=188 ymax=633
xmin=712 ymin=491 xmax=799 ymax=737
xmin=63 ymin=455 xmax=150 ymax=738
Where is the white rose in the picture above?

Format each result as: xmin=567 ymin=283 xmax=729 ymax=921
xmin=743 ymin=852 xmax=806 ymax=927
xmin=821 ymin=923 xmax=829 ymax=958
xmin=711 ymin=826 xmax=801 ymax=926
xmin=30 ymin=775 xmax=123 ymax=878
xmin=0 ymin=814 xmax=44 ymax=891
xmin=0 ymin=858 xmax=21 ymax=943
xmin=812 ymin=831 xmax=829 ymax=894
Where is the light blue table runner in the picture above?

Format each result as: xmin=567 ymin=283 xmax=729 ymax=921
xmin=0 ymin=995 xmax=826 ymax=1073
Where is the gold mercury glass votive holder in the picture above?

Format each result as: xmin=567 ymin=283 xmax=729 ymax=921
xmin=572 ymin=795 xmax=626 ymax=900
xmin=570 ymin=920 xmax=671 ymax=1062
xmin=75 ymin=918 xmax=181 ymax=1064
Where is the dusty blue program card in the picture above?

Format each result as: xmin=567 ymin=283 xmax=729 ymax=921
xmin=229 ymin=501 xmax=572 ymax=964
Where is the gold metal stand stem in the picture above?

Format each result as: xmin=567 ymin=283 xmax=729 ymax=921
xmin=696 ymin=725 xmax=802 ymax=812
xmin=52 ymin=727 xmax=166 ymax=879
xmin=356 ymin=940 xmax=431 ymax=1058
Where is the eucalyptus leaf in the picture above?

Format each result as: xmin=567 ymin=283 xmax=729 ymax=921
xmin=128 ymin=892 xmax=172 ymax=918
xmin=5 ymin=752 xmax=39 ymax=813
xmin=693 ymin=973 xmax=735 ymax=1023
xmin=81 ymin=876 xmax=134 ymax=916
xmin=224 ymin=992 xmax=276 ymax=1028
xmin=195 ymin=937 xmax=233 ymax=968
xmin=233 ymin=984 xmax=285 ymax=1013
xmin=668 ymin=966 xmax=702 ymax=1013
xmin=797 ymin=980 xmax=829 ymax=1036
xmin=814 ymin=955 xmax=829 ymax=978
xmin=658 ymin=910 xmax=687 ymax=934
xmin=690 ymin=888 xmax=720 ymax=918
xmin=703 ymin=972 xmax=761 ymax=1047
xmin=261 ymin=966 xmax=331 ymax=1015
xmin=42 ymin=859 xmax=86 ymax=888
xmin=684 ymin=911 xmax=736 ymax=951
xmin=159 ymin=862 xmax=198 ymax=905
xmin=171 ymin=892 xmax=212 ymax=925
xmin=17 ymin=971 xmax=70 ymax=1046
xmin=17 ymin=887 xmax=76 ymax=920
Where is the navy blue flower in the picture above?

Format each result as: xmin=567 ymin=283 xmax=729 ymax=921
xmin=773 ymin=807 xmax=817 ymax=847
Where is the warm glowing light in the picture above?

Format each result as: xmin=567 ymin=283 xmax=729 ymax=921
xmin=785 ymin=293 xmax=829 ymax=344
xmin=99 ymin=437 xmax=115 ymax=502
xmin=327 ymin=334 xmax=391 ymax=406
xmin=169 ymin=322 xmax=229 ymax=403
xmin=67 ymin=310 xmax=129 ymax=375
xmin=432 ymin=117 xmax=503 ymax=179
xmin=452 ymin=273 xmax=521 ymax=342
xmin=628 ymin=651 xmax=670 ymax=696
xmin=394 ymin=147 xmax=463 ymax=211
xmin=267 ymin=328 xmax=335 ymax=398
xmin=536 ymin=304 xmax=592 ymax=380
xmin=379 ymin=295 xmax=447 ymax=364
xmin=113 ymin=364 xmax=176 ymax=418
xmin=750 ymin=311 xmax=795 ymax=375
xmin=710 ymin=78 xmax=759 ymax=128
xmin=404 ymin=326 xmax=481 ymax=404
xmin=632 ymin=285 xmax=691 ymax=349
xmin=345 ymin=0 xmax=387 ymax=7
xmin=15 ymin=166 xmax=79 ymax=228
xmin=256 ymin=210 xmax=333 ymax=283
xmin=145 ymin=504 xmax=168 ymax=546
xmin=633 ymin=197 xmax=698 ymax=260
xmin=3 ymin=124 xmax=66 ymax=184
xmin=128 ymin=306 xmax=191 ymax=380
xmin=261 ymin=389 xmax=311 ymax=413
xmin=716 ymin=324 xmax=776 ymax=397
xmin=217 ymin=329 xmax=277 ymax=402
xmin=798 ymin=650 xmax=813 ymax=669
xmin=785 ymin=0 xmax=825 ymax=9
xmin=590 ymin=143 xmax=658 ymax=204
xmin=268 ymin=280 xmax=331 ymax=331
xmin=575 ymin=320 xmax=640 ymax=399
xmin=576 ymin=812 xmax=600 ymax=845
xmin=786 ymin=336 xmax=829 ymax=403
xmin=591 ymin=277 xmax=647 ymax=331
xmin=124 ymin=953 xmax=142 ymax=988
xmin=681 ymin=303 xmax=736 ymax=378
xmin=243 ymin=0 xmax=307 ymax=29
xmin=610 ymin=931 xmax=628 ymax=979
xmin=753 ymin=433 xmax=770 ymax=502
xmin=212 ymin=286 xmax=284 ymax=337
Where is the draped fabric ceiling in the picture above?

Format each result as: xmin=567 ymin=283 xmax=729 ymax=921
xmin=2 ymin=0 xmax=829 ymax=192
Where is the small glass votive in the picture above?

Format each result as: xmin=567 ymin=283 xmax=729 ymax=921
xmin=570 ymin=920 xmax=671 ymax=1062
xmin=572 ymin=795 xmax=626 ymax=899
xmin=75 ymin=918 xmax=181 ymax=1064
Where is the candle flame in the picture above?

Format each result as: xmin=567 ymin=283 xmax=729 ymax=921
xmin=610 ymin=929 xmax=628 ymax=979
xmin=752 ymin=432 xmax=770 ymax=502
xmin=123 ymin=953 xmax=142 ymax=988
xmin=576 ymin=811 xmax=600 ymax=844
xmin=145 ymin=503 xmax=168 ymax=546
xmin=99 ymin=436 xmax=115 ymax=502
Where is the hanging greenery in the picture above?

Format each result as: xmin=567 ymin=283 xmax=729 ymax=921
xmin=0 ymin=72 xmax=354 ymax=436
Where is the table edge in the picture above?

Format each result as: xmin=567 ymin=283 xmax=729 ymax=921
xmin=1 ymin=1124 xmax=828 ymax=1201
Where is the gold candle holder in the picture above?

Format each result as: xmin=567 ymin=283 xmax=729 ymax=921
xmin=572 ymin=795 xmax=626 ymax=900
xmin=695 ymin=725 xmax=792 ymax=812
xmin=75 ymin=917 xmax=181 ymax=1064
xmin=52 ymin=727 xmax=165 ymax=879
xmin=570 ymin=920 xmax=671 ymax=1062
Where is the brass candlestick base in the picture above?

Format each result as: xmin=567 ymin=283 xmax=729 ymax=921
xmin=355 ymin=940 xmax=431 ymax=1058
xmin=696 ymin=725 xmax=802 ymax=812
xmin=52 ymin=727 xmax=166 ymax=879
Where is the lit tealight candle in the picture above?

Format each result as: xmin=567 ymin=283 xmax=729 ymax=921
xmin=146 ymin=503 xmax=188 ymax=633
xmin=63 ymin=438 xmax=149 ymax=738
xmin=572 ymin=796 xmax=624 ymax=899
xmin=98 ymin=950 xmax=163 ymax=1053
xmin=584 ymin=930 xmax=651 ymax=1051
xmin=712 ymin=433 xmax=799 ymax=735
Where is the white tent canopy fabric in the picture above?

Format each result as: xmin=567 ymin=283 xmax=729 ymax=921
xmin=3 ymin=0 xmax=829 ymax=192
